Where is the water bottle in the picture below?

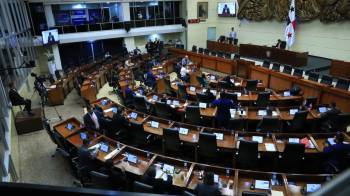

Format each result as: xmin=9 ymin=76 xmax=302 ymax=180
xmin=117 ymin=142 xmax=121 ymax=150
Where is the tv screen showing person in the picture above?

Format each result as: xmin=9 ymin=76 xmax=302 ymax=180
xmin=42 ymin=29 xmax=59 ymax=45
xmin=218 ymin=3 xmax=236 ymax=17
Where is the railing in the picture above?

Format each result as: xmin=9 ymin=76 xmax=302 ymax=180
xmin=50 ymin=18 xmax=184 ymax=34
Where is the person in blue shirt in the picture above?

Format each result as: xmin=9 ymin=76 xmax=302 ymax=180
xmin=323 ymin=133 xmax=350 ymax=173
xmin=181 ymin=55 xmax=191 ymax=66
xmin=212 ymin=92 xmax=235 ymax=128
xmin=145 ymin=69 xmax=156 ymax=89
xmin=124 ymin=85 xmax=135 ymax=106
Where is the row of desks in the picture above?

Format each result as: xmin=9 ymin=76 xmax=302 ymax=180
xmin=54 ymin=117 xmax=336 ymax=195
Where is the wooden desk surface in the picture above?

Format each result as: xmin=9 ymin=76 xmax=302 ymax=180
xmin=54 ymin=118 xmax=82 ymax=138
xmin=143 ymin=117 xmax=173 ymax=136
xmin=236 ymin=132 xmax=276 ymax=152
xmin=66 ymin=129 xmax=99 ymax=148
xmin=274 ymin=134 xmax=318 ymax=153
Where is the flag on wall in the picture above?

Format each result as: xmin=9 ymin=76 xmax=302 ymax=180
xmin=285 ymin=0 xmax=296 ymax=48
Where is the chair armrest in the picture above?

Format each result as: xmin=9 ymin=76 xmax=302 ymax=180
xmin=146 ymin=134 xmax=152 ymax=140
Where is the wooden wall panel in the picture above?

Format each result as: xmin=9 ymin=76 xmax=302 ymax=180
xmin=270 ymin=75 xmax=293 ymax=91
xmin=321 ymin=92 xmax=350 ymax=113
xmin=250 ymin=69 xmax=269 ymax=87
xmin=202 ymin=58 xmax=216 ymax=70
xmin=216 ymin=61 xmax=233 ymax=74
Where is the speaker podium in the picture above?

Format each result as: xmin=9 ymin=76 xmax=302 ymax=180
xmin=15 ymin=108 xmax=43 ymax=135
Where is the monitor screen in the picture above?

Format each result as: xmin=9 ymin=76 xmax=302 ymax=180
xmin=42 ymin=29 xmax=59 ymax=45
xmin=218 ymin=3 xmax=236 ymax=17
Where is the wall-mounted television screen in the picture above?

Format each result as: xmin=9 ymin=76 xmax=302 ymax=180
xmin=218 ymin=2 xmax=236 ymax=17
xmin=42 ymin=29 xmax=59 ymax=45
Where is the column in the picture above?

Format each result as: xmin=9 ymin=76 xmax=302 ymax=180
xmin=44 ymin=4 xmax=55 ymax=27
xmin=124 ymin=37 xmax=135 ymax=51
xmin=51 ymin=45 xmax=62 ymax=71
xmin=119 ymin=2 xmax=131 ymax=21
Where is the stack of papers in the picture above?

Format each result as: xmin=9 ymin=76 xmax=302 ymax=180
xmin=265 ymin=143 xmax=276 ymax=151
xmin=252 ymin=136 xmax=263 ymax=143
xmin=255 ymin=180 xmax=270 ymax=190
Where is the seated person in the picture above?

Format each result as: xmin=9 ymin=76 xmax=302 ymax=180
xmin=212 ymin=92 xmax=235 ymax=128
xmin=140 ymin=166 xmax=173 ymax=194
xmin=100 ymin=159 xmax=127 ymax=190
xmin=8 ymin=82 xmax=34 ymax=115
xmin=76 ymin=72 xmax=87 ymax=87
xmin=290 ymin=85 xmax=302 ymax=96
xmin=323 ymin=133 xmax=350 ymax=173
xmin=181 ymin=55 xmax=192 ymax=66
xmin=83 ymin=106 xmax=103 ymax=132
xmin=145 ymin=69 xmax=156 ymax=89
xmin=77 ymin=138 xmax=98 ymax=172
xmin=180 ymin=65 xmax=190 ymax=82
xmin=133 ymin=47 xmax=141 ymax=56
xmin=320 ymin=102 xmax=341 ymax=131
xmin=194 ymin=172 xmax=221 ymax=196
xmin=198 ymin=73 xmax=208 ymax=87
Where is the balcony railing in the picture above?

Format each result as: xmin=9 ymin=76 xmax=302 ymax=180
xmin=50 ymin=18 xmax=184 ymax=34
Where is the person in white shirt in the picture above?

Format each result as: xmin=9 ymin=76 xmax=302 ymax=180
xmin=83 ymin=107 xmax=101 ymax=131
xmin=229 ymin=27 xmax=237 ymax=40
xmin=180 ymin=65 xmax=190 ymax=82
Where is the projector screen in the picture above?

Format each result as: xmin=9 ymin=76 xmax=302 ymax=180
xmin=218 ymin=2 xmax=236 ymax=17
xmin=42 ymin=29 xmax=59 ymax=45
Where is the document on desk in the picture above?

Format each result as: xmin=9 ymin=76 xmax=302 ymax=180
xmin=255 ymin=180 xmax=270 ymax=190
xmin=88 ymin=143 xmax=101 ymax=151
xmin=265 ymin=143 xmax=276 ymax=152
xmin=104 ymin=148 xmax=120 ymax=160
xmin=271 ymin=190 xmax=284 ymax=196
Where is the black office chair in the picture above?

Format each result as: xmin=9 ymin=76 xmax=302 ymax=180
xmin=164 ymin=77 xmax=175 ymax=96
xmin=192 ymin=45 xmax=197 ymax=52
xmin=196 ymin=92 xmax=215 ymax=104
xmin=256 ymin=117 xmax=281 ymax=132
xmin=225 ymin=53 xmax=231 ymax=59
xmin=308 ymin=72 xmax=319 ymax=82
xmin=234 ymin=54 xmax=240 ymax=59
xmin=233 ymin=38 xmax=238 ymax=45
xmin=219 ymin=80 xmax=231 ymax=90
xmin=320 ymin=75 xmax=333 ymax=86
xmin=245 ymin=80 xmax=258 ymax=92
xmin=198 ymin=47 xmax=204 ymax=54
xmin=328 ymin=113 xmax=350 ymax=132
xmin=272 ymin=63 xmax=281 ymax=71
xmin=204 ymin=48 xmax=210 ymax=55
xmin=185 ymin=106 xmax=201 ymax=125
xmin=304 ymin=97 xmax=318 ymax=109
xmin=133 ymin=96 xmax=149 ymax=113
xmin=255 ymin=92 xmax=270 ymax=107
xmin=217 ymin=52 xmax=224 ymax=58
xmin=154 ymin=101 xmax=172 ymax=120
xmin=196 ymin=76 xmax=207 ymax=88
xmin=293 ymin=68 xmax=303 ymax=77
xmin=44 ymin=120 xmax=70 ymax=157
xmin=177 ymin=83 xmax=188 ymax=99
xmin=224 ymin=92 xmax=238 ymax=105
xmin=163 ymin=128 xmax=182 ymax=154
xmin=228 ymin=118 xmax=245 ymax=131
xmin=279 ymin=143 xmax=305 ymax=173
xmin=210 ymin=51 xmax=217 ymax=56
xmin=133 ymin=181 xmax=153 ymax=193
xmin=197 ymin=132 xmax=218 ymax=162
xmin=236 ymin=140 xmax=259 ymax=169
xmin=262 ymin=60 xmax=270 ymax=69
xmin=285 ymin=111 xmax=308 ymax=132
xmin=335 ymin=79 xmax=350 ymax=90
xmin=128 ymin=121 xmax=151 ymax=146
xmin=242 ymin=191 xmax=268 ymax=196
xmin=89 ymin=171 xmax=112 ymax=189
xmin=283 ymin=65 xmax=292 ymax=74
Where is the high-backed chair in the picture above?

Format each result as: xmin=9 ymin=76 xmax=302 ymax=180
xmin=224 ymin=93 xmax=238 ymax=105
xmin=128 ymin=121 xmax=151 ymax=146
xmin=154 ymin=101 xmax=172 ymax=120
xmin=133 ymin=181 xmax=153 ymax=193
xmin=320 ymin=75 xmax=333 ymax=86
xmin=89 ymin=171 xmax=112 ymax=189
xmin=308 ymin=72 xmax=319 ymax=82
xmin=283 ymin=65 xmax=292 ymax=74
xmin=164 ymin=77 xmax=174 ymax=96
xmin=185 ymin=106 xmax=201 ymax=125
xmin=304 ymin=97 xmax=318 ymax=109
xmin=236 ymin=140 xmax=259 ymax=169
xmin=196 ymin=76 xmax=207 ymax=88
xmin=198 ymin=47 xmax=204 ymax=54
xmin=133 ymin=96 xmax=149 ymax=113
xmin=329 ymin=113 xmax=350 ymax=132
xmin=335 ymin=79 xmax=350 ymax=90
xmin=279 ymin=143 xmax=305 ymax=173
xmin=228 ymin=118 xmax=245 ymax=131
xmin=272 ymin=63 xmax=281 ymax=71
xmin=293 ymin=68 xmax=303 ymax=77
xmin=256 ymin=117 xmax=281 ymax=132
xmin=177 ymin=83 xmax=188 ymax=99
xmin=262 ymin=60 xmax=270 ymax=69
xmin=245 ymin=80 xmax=258 ymax=92
xmin=219 ymin=80 xmax=231 ymax=90
xmin=285 ymin=111 xmax=308 ymax=132
xmin=197 ymin=132 xmax=218 ymax=162
xmin=163 ymin=128 xmax=181 ymax=154
xmin=196 ymin=92 xmax=215 ymax=104
xmin=255 ymin=92 xmax=270 ymax=107
xmin=192 ymin=45 xmax=197 ymax=52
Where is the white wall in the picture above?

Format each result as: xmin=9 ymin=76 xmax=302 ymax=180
xmin=186 ymin=0 xmax=350 ymax=61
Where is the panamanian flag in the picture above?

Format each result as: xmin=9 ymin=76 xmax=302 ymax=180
xmin=285 ymin=0 xmax=296 ymax=48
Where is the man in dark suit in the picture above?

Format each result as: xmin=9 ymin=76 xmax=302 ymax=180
xmin=222 ymin=4 xmax=230 ymax=15
xmin=140 ymin=166 xmax=173 ymax=194
xmin=145 ymin=69 xmax=156 ymax=89
xmin=194 ymin=172 xmax=221 ymax=196
xmin=320 ymin=102 xmax=341 ymax=131
xmin=83 ymin=106 xmax=103 ymax=132
xmin=212 ymin=92 xmax=235 ymax=128
xmin=323 ymin=133 xmax=350 ymax=173
xmin=8 ymin=82 xmax=34 ymax=115
xmin=77 ymin=138 xmax=97 ymax=172
xmin=47 ymin=32 xmax=55 ymax=44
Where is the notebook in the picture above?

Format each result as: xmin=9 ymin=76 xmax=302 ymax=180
xmin=252 ymin=136 xmax=263 ymax=143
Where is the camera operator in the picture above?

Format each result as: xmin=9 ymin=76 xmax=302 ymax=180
xmin=31 ymin=73 xmax=48 ymax=105
xmin=8 ymin=82 xmax=34 ymax=116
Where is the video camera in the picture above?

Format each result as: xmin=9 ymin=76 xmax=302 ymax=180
xmin=31 ymin=73 xmax=48 ymax=104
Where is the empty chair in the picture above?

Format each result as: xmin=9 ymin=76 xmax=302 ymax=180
xmin=236 ymin=140 xmax=259 ymax=169
xmin=293 ymin=68 xmax=303 ymax=77
xmin=163 ymin=128 xmax=181 ymax=153
xmin=133 ymin=96 xmax=149 ymax=113
xmin=256 ymin=117 xmax=281 ymax=132
xmin=228 ymin=118 xmax=245 ymax=131
xmin=217 ymin=52 xmax=224 ymax=58
xmin=234 ymin=53 xmax=240 ymax=59
xmin=196 ymin=92 xmax=215 ymax=104
xmin=185 ymin=106 xmax=201 ymax=125
xmin=283 ymin=65 xmax=292 ymax=74
xmin=320 ymin=75 xmax=333 ymax=86
xmin=177 ymin=83 xmax=188 ymax=99
xmin=198 ymin=47 xmax=204 ymax=53
xmin=255 ymin=92 xmax=270 ymax=107
xmin=128 ymin=121 xmax=151 ymax=146
xmin=89 ymin=171 xmax=112 ymax=189
xmin=279 ymin=143 xmax=305 ymax=173
xmin=245 ymin=80 xmax=258 ymax=92
xmin=197 ymin=132 xmax=218 ymax=161
xmin=335 ymin=79 xmax=350 ymax=90
xmin=308 ymin=72 xmax=319 ymax=82
xmin=133 ymin=181 xmax=153 ymax=193
xmin=192 ymin=45 xmax=197 ymax=52
xmin=262 ymin=60 xmax=270 ymax=69
xmin=210 ymin=51 xmax=217 ymax=56
xmin=204 ymin=48 xmax=210 ymax=55
xmin=154 ymin=101 xmax=172 ymax=119
xmin=329 ymin=113 xmax=350 ymax=132
xmin=285 ymin=111 xmax=308 ymax=132
xmin=272 ymin=63 xmax=281 ymax=71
